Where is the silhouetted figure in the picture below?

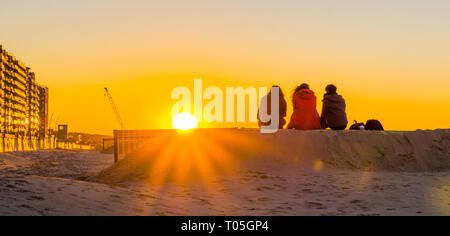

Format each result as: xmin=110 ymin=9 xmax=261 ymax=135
xmin=258 ymin=86 xmax=287 ymax=129
xmin=287 ymin=84 xmax=321 ymax=130
xmin=321 ymin=84 xmax=348 ymax=130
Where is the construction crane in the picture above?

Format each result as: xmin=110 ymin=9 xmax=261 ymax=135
xmin=104 ymin=88 xmax=125 ymax=130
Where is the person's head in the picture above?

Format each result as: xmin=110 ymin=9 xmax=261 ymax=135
xmin=325 ymin=84 xmax=337 ymax=95
xmin=294 ymin=83 xmax=310 ymax=94
xmin=269 ymin=85 xmax=284 ymax=97
xmin=292 ymin=83 xmax=310 ymax=102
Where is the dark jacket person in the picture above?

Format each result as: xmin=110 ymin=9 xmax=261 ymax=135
xmin=321 ymin=84 xmax=348 ymax=130
xmin=258 ymin=86 xmax=287 ymax=129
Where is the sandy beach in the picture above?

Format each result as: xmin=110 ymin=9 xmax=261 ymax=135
xmin=1 ymin=130 xmax=449 ymax=216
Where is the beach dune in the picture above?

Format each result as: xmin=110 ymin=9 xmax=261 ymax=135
xmin=97 ymin=129 xmax=450 ymax=185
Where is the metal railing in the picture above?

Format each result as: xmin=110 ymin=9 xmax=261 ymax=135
xmin=0 ymin=134 xmax=56 ymax=152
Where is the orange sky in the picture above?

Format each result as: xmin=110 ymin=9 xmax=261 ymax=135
xmin=1 ymin=0 xmax=449 ymax=135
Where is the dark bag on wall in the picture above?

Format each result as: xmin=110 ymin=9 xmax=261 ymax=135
xmin=365 ymin=119 xmax=384 ymax=131
xmin=349 ymin=121 xmax=365 ymax=130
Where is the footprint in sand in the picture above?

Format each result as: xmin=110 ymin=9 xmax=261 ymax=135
xmin=244 ymin=197 xmax=255 ymax=203
xmin=306 ymin=202 xmax=327 ymax=210
xmin=110 ymin=194 xmax=123 ymax=201
xmin=274 ymin=184 xmax=287 ymax=190
xmin=219 ymin=188 xmax=232 ymax=193
xmin=320 ymin=212 xmax=340 ymax=216
xmin=350 ymin=200 xmax=362 ymax=204
xmin=242 ymin=178 xmax=252 ymax=182
xmin=137 ymin=193 xmax=156 ymax=200
xmin=269 ymin=209 xmax=288 ymax=215
xmin=77 ymin=176 xmax=88 ymax=181
xmin=133 ymin=208 xmax=144 ymax=214
xmin=14 ymin=179 xmax=29 ymax=185
xmin=15 ymin=188 xmax=31 ymax=193
xmin=277 ymin=206 xmax=293 ymax=210
xmin=17 ymin=204 xmax=33 ymax=209
xmin=245 ymin=207 xmax=259 ymax=211
xmin=257 ymin=197 xmax=272 ymax=202
xmin=28 ymin=195 xmax=45 ymax=201
xmin=359 ymin=213 xmax=380 ymax=216
xmin=255 ymin=186 xmax=274 ymax=191
xmin=302 ymin=189 xmax=323 ymax=194
xmin=358 ymin=205 xmax=370 ymax=211
xmin=6 ymin=184 xmax=15 ymax=189
xmin=195 ymin=198 xmax=212 ymax=205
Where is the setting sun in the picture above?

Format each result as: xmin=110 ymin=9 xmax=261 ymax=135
xmin=172 ymin=113 xmax=198 ymax=131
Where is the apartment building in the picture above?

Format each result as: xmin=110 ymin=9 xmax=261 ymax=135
xmin=0 ymin=45 xmax=48 ymax=138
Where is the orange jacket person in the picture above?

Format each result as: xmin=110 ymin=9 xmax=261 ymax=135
xmin=287 ymin=84 xmax=322 ymax=130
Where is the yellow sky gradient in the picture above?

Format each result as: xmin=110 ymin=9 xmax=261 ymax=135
xmin=1 ymin=0 xmax=449 ymax=134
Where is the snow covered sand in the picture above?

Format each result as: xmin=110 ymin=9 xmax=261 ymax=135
xmin=1 ymin=130 xmax=450 ymax=216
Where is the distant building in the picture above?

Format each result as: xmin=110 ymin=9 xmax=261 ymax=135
xmin=0 ymin=45 xmax=49 ymax=138
xmin=57 ymin=124 xmax=68 ymax=141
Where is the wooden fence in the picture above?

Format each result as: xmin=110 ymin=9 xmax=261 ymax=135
xmin=113 ymin=130 xmax=177 ymax=162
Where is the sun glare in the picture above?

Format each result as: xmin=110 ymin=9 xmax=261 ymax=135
xmin=172 ymin=113 xmax=198 ymax=131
